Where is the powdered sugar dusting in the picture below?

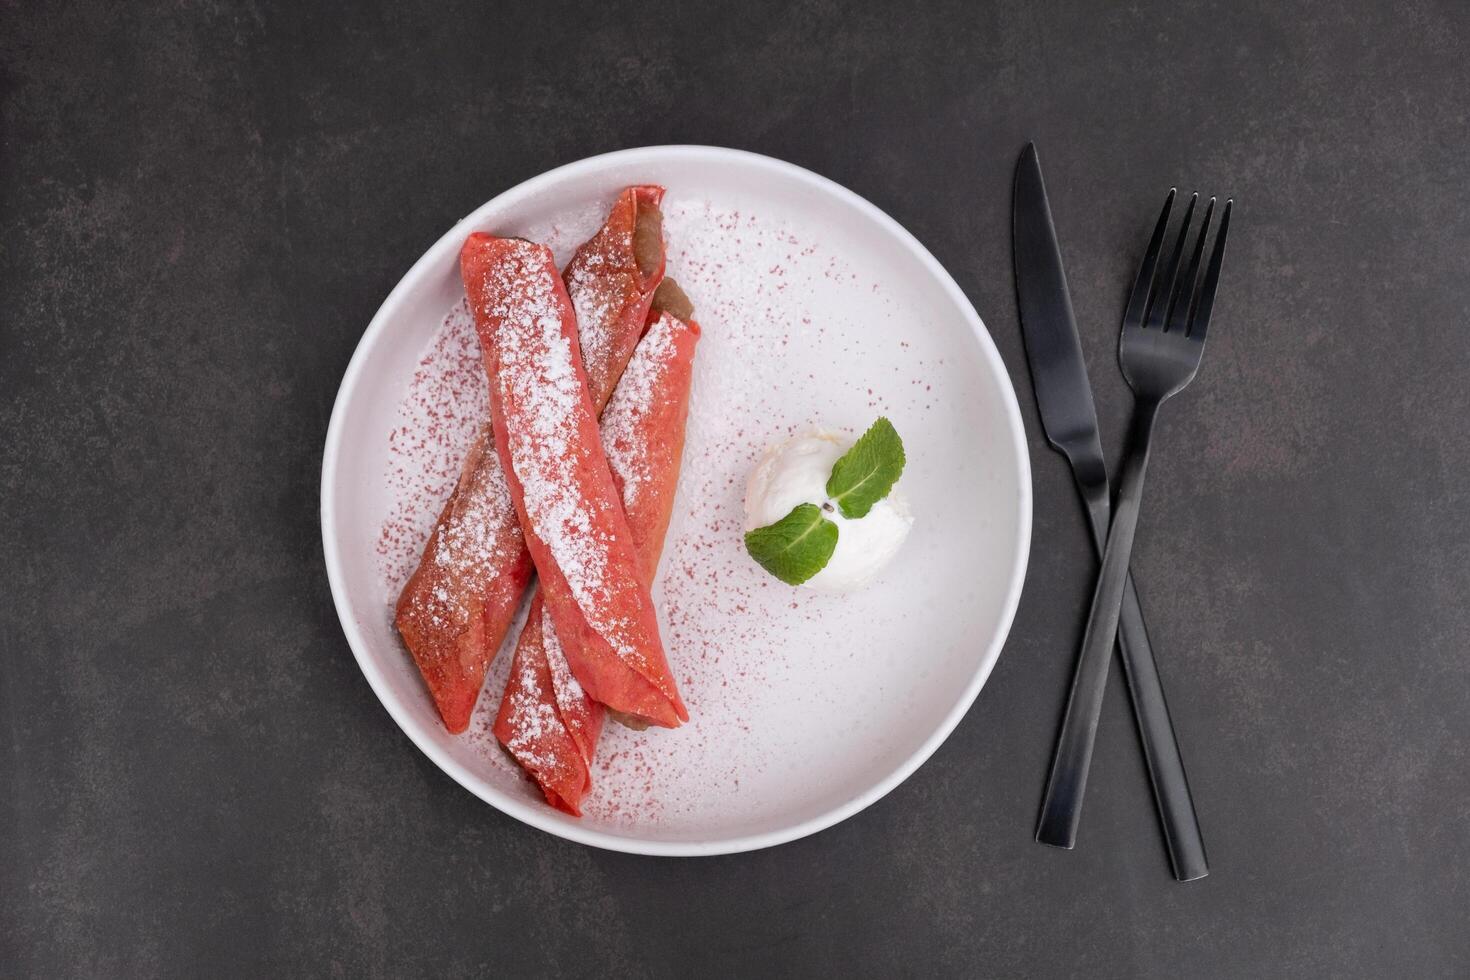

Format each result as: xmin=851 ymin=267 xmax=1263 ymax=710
xmin=542 ymin=616 xmax=590 ymax=752
xmin=376 ymin=300 xmax=488 ymax=592
xmin=500 ymin=627 xmax=564 ymax=778
xmin=477 ymin=242 xmax=655 ymax=680
xmin=601 ymin=312 xmax=676 ymax=505
xmin=403 ymin=427 xmax=518 ymax=631
xmin=375 ymin=203 xmax=611 ymax=596
xmin=566 ymin=252 xmax=617 ymax=391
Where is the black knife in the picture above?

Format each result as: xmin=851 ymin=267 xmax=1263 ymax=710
xmin=1013 ymin=142 xmax=1208 ymax=881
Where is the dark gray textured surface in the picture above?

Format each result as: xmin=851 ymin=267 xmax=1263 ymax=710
xmin=4 ymin=1 xmax=1469 ymax=976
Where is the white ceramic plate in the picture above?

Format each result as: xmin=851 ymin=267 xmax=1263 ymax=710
xmin=321 ymin=146 xmax=1030 ymax=855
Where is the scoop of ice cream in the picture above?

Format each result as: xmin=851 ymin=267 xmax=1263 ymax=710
xmin=744 ymin=430 xmax=913 ymax=593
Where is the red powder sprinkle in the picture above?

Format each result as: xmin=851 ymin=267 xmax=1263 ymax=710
xmin=376 ymin=300 xmax=489 ymax=594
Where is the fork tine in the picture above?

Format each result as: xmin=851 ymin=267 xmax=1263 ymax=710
xmin=1122 ymin=189 xmax=1176 ymax=328
xmin=1187 ymin=199 xmax=1233 ymax=341
xmin=1145 ymin=192 xmax=1198 ymax=330
xmin=1166 ymin=197 xmax=1215 ymax=333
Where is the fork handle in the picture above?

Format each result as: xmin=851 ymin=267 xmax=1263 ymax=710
xmin=1076 ymin=476 xmax=1208 ymax=880
xmin=1117 ymin=573 xmax=1209 ymax=880
xmin=1037 ymin=400 xmax=1159 ymax=850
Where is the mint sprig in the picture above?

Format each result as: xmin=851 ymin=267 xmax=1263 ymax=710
xmin=743 ymin=503 xmax=838 ymax=586
xmin=825 ymin=417 xmax=906 ymax=519
xmin=744 ymin=418 xmax=907 ymax=587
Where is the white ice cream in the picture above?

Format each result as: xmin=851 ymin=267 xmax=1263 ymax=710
xmin=743 ymin=430 xmax=914 ymax=593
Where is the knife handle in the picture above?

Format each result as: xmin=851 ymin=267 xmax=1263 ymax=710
xmin=1116 ymin=572 xmax=1209 ymax=881
xmin=1069 ymin=465 xmax=1208 ymax=880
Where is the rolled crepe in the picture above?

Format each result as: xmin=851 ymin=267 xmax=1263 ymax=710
xmin=462 ymin=234 xmax=688 ymax=729
xmin=392 ymin=426 xmax=533 ymax=732
xmin=395 ymin=187 xmax=665 ymax=732
xmin=496 ymin=286 xmax=700 ymax=813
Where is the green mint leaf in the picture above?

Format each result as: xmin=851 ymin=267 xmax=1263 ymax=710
xmin=825 ymin=417 xmax=906 ymax=519
xmin=744 ymin=503 xmax=839 ymax=586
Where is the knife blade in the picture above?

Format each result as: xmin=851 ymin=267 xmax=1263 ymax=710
xmin=1012 ymin=142 xmax=1209 ymax=881
xmin=1012 ymin=143 xmax=1108 ymax=483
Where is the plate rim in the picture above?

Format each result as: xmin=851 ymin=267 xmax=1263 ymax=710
xmin=320 ymin=144 xmax=1032 ymax=856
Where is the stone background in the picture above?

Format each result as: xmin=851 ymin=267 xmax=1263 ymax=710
xmin=3 ymin=1 xmax=1468 ymax=976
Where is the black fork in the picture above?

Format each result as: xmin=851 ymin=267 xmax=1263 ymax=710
xmin=1037 ymin=190 xmax=1233 ymax=853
